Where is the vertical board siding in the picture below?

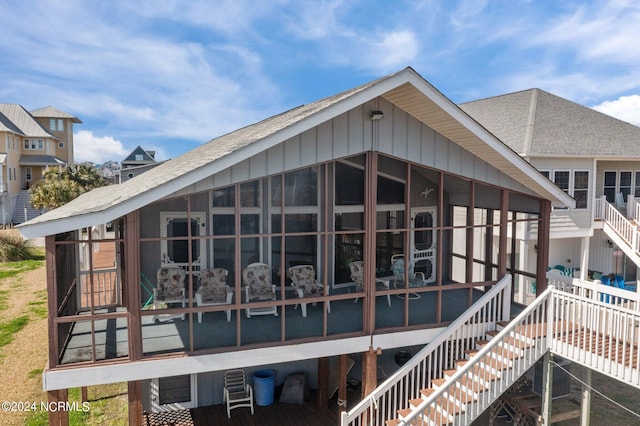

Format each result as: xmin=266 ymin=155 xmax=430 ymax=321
xmin=316 ymin=121 xmax=333 ymax=163
xmin=333 ymin=112 xmax=349 ymax=158
xmin=284 ymin=134 xmax=302 ymax=169
xmin=348 ymin=106 xmax=366 ymax=153
xmin=190 ymin=98 xmax=535 ymax=196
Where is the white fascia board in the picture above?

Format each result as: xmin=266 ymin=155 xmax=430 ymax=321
xmin=403 ymin=72 xmax=575 ymax=209
xmin=20 ymin=73 xmax=414 ymax=239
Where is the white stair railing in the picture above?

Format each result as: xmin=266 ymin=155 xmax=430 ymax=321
xmin=340 ymin=275 xmax=512 ymax=426
xmin=399 ymin=287 xmax=553 ymax=426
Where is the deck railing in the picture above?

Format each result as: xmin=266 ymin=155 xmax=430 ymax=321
xmin=79 ymin=268 xmax=121 ymax=309
xmin=550 ymin=290 xmax=640 ymax=387
xmin=595 ymin=197 xmax=640 ymax=255
xmin=341 ymin=271 xmax=640 ymax=426
xmin=548 ymin=270 xmax=640 ymax=310
xmin=340 ymin=275 xmax=512 ymax=426
xmin=399 ymin=286 xmax=552 ymax=426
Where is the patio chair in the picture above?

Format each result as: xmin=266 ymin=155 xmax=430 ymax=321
xmin=242 ymin=262 xmax=278 ymax=318
xmin=195 ymin=268 xmax=233 ymax=323
xmin=153 ymin=267 xmax=187 ymax=320
xmin=223 ymin=369 xmax=254 ymax=418
xmin=349 ymin=261 xmax=391 ymax=307
xmin=391 ymin=254 xmax=425 ymax=299
xmin=288 ymin=264 xmax=331 ymax=317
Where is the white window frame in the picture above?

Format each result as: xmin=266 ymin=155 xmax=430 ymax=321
xmin=159 ymin=211 xmax=206 ymax=272
xmin=23 ymin=139 xmax=44 ymax=150
xmin=24 ymin=167 xmax=32 ymax=182
xmin=541 ymin=169 xmax=590 ymax=210
xmin=150 ymin=374 xmax=197 ymax=412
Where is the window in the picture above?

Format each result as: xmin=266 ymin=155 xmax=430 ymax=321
xmin=135 ymin=154 xmax=143 ymax=161
xmin=548 ymin=170 xmax=589 ymax=209
xmin=24 ymin=139 xmax=44 ymax=150
xmin=604 ymin=170 xmax=636 ymax=203
xmin=573 ymin=171 xmax=588 ymax=209
xmin=58 ymin=142 xmax=64 ymax=149
xmin=49 ymin=119 xmax=63 ymax=131
xmin=25 ymin=167 xmax=32 ymax=181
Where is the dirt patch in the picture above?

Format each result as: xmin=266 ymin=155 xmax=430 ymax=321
xmin=0 ymin=265 xmax=48 ymax=426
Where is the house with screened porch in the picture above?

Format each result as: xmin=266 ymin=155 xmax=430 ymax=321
xmin=18 ymin=67 xmax=575 ymax=425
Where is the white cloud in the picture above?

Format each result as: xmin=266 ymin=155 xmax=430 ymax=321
xmin=366 ymin=30 xmax=419 ymax=72
xmin=592 ymin=95 xmax=640 ymax=126
xmin=73 ymin=130 xmax=129 ymax=164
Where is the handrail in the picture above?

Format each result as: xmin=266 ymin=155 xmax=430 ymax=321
xmin=548 ymin=271 xmax=640 ymax=310
xmin=57 ymin=278 xmax=78 ymax=316
xmin=341 ymin=275 xmax=512 ymax=426
xmin=400 ymin=286 xmax=553 ymax=426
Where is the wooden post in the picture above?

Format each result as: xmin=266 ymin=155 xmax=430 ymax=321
xmin=47 ymin=389 xmax=69 ymax=426
xmin=45 ymin=235 xmax=58 ymax=369
xmin=128 ymin=381 xmax=143 ymax=426
xmin=338 ymin=354 xmax=348 ymax=413
xmin=80 ymin=386 xmax=88 ymax=403
xmin=362 ymin=346 xmax=378 ymax=399
xmin=125 ymin=212 xmax=142 ymax=360
xmin=536 ymin=200 xmax=552 ymax=295
xmin=580 ymin=368 xmax=591 ymax=426
xmin=317 ymin=357 xmax=330 ymax=409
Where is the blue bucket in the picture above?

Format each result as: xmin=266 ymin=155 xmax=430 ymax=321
xmin=253 ymin=370 xmax=275 ymax=406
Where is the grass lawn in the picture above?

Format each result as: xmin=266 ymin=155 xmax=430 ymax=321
xmin=0 ymin=236 xmax=127 ymax=426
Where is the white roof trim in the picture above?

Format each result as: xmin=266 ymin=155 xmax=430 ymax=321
xmin=18 ymin=68 xmax=573 ymax=239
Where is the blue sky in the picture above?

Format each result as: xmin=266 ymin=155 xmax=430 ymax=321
xmin=1 ymin=0 xmax=639 ymax=164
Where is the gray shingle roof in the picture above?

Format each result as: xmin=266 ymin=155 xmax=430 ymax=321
xmin=460 ymin=89 xmax=640 ymax=157
xmin=17 ymin=68 xmax=574 ymax=238
xmin=19 ymin=155 xmax=66 ymax=166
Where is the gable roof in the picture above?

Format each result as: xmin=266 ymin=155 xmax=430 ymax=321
xmin=17 ymin=67 xmax=574 ymax=239
xmin=0 ymin=111 xmax=24 ymax=134
xmin=460 ymin=88 xmax=640 ymax=158
xmin=122 ymin=146 xmax=157 ymax=165
xmin=30 ymin=106 xmax=82 ymax=123
xmin=0 ymin=104 xmax=53 ymax=138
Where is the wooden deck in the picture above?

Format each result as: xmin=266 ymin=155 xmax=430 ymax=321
xmin=143 ymin=388 xmax=358 ymax=425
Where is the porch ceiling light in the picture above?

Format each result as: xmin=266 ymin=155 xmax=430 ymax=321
xmin=370 ymin=110 xmax=384 ymax=120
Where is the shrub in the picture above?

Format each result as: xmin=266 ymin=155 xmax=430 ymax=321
xmin=0 ymin=236 xmax=36 ymax=262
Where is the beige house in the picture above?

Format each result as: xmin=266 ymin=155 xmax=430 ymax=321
xmin=0 ymin=104 xmax=81 ymax=224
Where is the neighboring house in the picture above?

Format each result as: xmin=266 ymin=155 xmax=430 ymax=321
xmin=119 ymin=145 xmax=160 ymax=182
xmin=0 ymin=104 xmax=80 ymax=224
xmin=97 ymin=160 xmax=121 ymax=184
xmin=461 ymin=89 xmax=640 ymax=303
xmin=18 ymin=68 xmax=574 ymax=425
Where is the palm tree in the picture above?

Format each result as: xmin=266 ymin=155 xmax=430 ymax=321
xmin=30 ymin=163 xmax=108 ymax=210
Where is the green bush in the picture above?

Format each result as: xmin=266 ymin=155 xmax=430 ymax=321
xmin=0 ymin=235 xmax=37 ymax=262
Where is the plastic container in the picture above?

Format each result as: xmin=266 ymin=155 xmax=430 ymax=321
xmin=253 ymin=370 xmax=275 ymax=406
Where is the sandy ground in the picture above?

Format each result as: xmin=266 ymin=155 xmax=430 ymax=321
xmin=0 ymin=265 xmax=49 ymax=426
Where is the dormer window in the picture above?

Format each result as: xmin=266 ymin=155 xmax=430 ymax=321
xmin=135 ymin=154 xmax=143 ymax=161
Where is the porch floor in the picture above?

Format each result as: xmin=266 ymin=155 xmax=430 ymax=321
xmin=61 ymin=286 xmax=521 ymax=364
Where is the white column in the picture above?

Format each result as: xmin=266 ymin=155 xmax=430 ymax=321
xmin=540 ymin=352 xmax=553 ymax=426
xmin=580 ymin=368 xmax=591 ymax=426
xmin=579 ymin=236 xmax=590 ymax=280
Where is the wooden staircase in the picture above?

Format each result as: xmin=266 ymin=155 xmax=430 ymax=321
xmin=386 ymin=321 xmax=568 ymax=426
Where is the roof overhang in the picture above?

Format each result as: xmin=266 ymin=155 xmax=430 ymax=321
xmin=17 ymin=68 xmax=573 ymax=239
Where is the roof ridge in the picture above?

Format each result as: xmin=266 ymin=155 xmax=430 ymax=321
xmin=521 ymin=89 xmax=539 ymax=156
